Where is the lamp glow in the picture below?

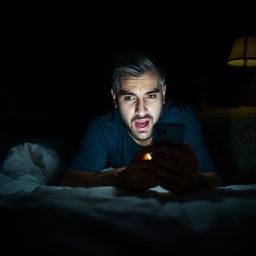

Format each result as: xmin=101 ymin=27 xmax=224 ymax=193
xmin=227 ymin=36 xmax=256 ymax=68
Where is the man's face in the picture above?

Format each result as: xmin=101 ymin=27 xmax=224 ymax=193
xmin=111 ymin=70 xmax=166 ymax=146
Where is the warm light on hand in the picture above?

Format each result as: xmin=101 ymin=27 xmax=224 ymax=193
xmin=142 ymin=153 xmax=152 ymax=160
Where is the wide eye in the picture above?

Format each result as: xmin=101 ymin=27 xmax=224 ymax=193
xmin=124 ymin=95 xmax=135 ymax=101
xmin=147 ymin=94 xmax=157 ymax=99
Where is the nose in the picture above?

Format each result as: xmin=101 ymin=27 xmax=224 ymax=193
xmin=135 ymin=99 xmax=147 ymax=116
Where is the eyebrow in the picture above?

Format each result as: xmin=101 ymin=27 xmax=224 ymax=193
xmin=119 ymin=88 xmax=161 ymax=96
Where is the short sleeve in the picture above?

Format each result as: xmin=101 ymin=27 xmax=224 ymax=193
xmin=69 ymin=118 xmax=108 ymax=172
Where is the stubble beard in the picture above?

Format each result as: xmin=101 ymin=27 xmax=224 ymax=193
xmin=128 ymin=126 xmax=153 ymax=142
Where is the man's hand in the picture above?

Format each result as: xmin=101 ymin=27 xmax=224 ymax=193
xmin=149 ymin=142 xmax=199 ymax=194
xmin=118 ymin=147 xmax=158 ymax=192
xmin=61 ymin=142 xmax=221 ymax=194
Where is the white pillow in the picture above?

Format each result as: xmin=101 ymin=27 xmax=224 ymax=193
xmin=2 ymin=142 xmax=65 ymax=185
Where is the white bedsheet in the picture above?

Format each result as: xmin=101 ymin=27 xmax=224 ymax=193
xmin=0 ymin=143 xmax=256 ymax=254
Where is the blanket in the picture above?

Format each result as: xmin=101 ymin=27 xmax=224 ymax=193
xmin=0 ymin=142 xmax=255 ymax=255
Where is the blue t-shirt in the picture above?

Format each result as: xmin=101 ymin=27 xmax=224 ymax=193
xmin=70 ymin=99 xmax=218 ymax=173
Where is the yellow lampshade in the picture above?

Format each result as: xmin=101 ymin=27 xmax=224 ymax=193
xmin=227 ymin=36 xmax=256 ymax=68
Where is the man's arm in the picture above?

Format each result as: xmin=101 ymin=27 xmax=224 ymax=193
xmin=60 ymin=146 xmax=159 ymax=192
xmin=60 ymin=168 xmax=125 ymax=188
xmin=148 ymin=143 xmax=223 ymax=194
xmin=60 ymin=166 xmax=222 ymax=193
xmin=60 ymin=143 xmax=223 ymax=195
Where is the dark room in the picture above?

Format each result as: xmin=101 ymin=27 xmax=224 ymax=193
xmin=1 ymin=2 xmax=256 ymax=255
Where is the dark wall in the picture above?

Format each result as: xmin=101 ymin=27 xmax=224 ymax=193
xmin=3 ymin=3 xmax=256 ymax=144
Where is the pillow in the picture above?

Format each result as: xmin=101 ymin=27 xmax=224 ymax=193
xmin=198 ymin=106 xmax=256 ymax=173
xmin=2 ymin=142 xmax=65 ymax=185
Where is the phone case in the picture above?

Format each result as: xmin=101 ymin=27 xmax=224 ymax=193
xmin=153 ymin=123 xmax=184 ymax=147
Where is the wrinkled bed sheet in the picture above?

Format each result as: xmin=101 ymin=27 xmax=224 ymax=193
xmin=0 ymin=143 xmax=255 ymax=254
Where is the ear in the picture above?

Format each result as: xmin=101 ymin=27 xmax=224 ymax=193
xmin=111 ymin=89 xmax=118 ymax=108
xmin=162 ymin=84 xmax=166 ymax=104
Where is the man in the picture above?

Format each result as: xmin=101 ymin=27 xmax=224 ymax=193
xmin=60 ymin=51 xmax=222 ymax=194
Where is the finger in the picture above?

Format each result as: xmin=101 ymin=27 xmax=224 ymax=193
xmin=152 ymin=144 xmax=186 ymax=161
xmin=155 ymin=172 xmax=196 ymax=194
xmin=150 ymin=159 xmax=182 ymax=180
xmin=139 ymin=173 xmax=159 ymax=190
xmin=154 ymin=174 xmax=181 ymax=192
xmin=127 ymin=162 xmax=151 ymax=180
xmin=142 ymin=152 xmax=153 ymax=160
xmin=157 ymin=143 xmax=196 ymax=162
xmin=155 ymin=143 xmax=198 ymax=169
xmin=133 ymin=146 xmax=156 ymax=160
xmin=150 ymin=155 xmax=185 ymax=176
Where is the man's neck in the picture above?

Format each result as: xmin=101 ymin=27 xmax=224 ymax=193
xmin=131 ymin=135 xmax=153 ymax=147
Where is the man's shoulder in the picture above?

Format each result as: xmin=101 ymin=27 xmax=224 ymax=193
xmin=162 ymin=99 xmax=200 ymax=128
xmin=90 ymin=109 xmax=121 ymax=129
xmin=164 ymin=98 xmax=194 ymax=116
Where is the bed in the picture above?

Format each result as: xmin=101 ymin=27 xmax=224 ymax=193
xmin=1 ymin=106 xmax=256 ymax=255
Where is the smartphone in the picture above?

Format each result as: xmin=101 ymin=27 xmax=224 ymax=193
xmin=153 ymin=123 xmax=185 ymax=147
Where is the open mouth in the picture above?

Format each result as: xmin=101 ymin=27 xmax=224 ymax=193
xmin=134 ymin=120 xmax=150 ymax=130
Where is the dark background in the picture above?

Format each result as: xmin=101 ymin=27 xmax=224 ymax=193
xmin=2 ymin=1 xmax=256 ymax=150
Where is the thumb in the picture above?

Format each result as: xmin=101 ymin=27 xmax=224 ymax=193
xmin=133 ymin=146 xmax=154 ymax=161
